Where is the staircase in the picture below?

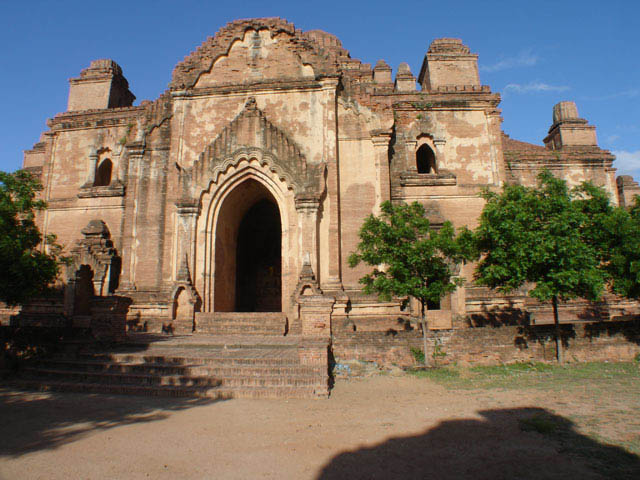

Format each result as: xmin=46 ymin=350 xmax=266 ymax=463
xmin=10 ymin=332 xmax=330 ymax=399
xmin=194 ymin=312 xmax=289 ymax=335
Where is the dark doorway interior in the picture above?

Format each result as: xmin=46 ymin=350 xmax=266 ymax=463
xmin=74 ymin=265 xmax=95 ymax=316
xmin=416 ymin=144 xmax=436 ymax=174
xmin=94 ymin=159 xmax=112 ymax=186
xmin=235 ymin=199 xmax=282 ymax=312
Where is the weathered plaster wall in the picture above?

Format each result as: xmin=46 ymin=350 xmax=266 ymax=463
xmin=194 ymin=28 xmax=315 ymax=88
xmin=41 ymin=126 xmax=128 ymax=251
xmin=172 ymin=89 xmax=332 ymax=170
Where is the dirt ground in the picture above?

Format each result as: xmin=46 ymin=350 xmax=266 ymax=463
xmin=1 ymin=373 xmax=638 ymax=480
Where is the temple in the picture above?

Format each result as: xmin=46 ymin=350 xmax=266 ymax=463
xmin=14 ymin=19 xmax=640 ymax=393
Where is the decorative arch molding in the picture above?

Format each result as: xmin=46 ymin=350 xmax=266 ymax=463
xmin=405 ymin=128 xmax=446 ymax=169
xmin=170 ymin=18 xmax=344 ymax=90
xmin=203 ymin=162 xmax=291 ymax=230
xmin=196 ymin=163 xmax=296 ymax=314
xmin=178 ymin=97 xmax=326 ymax=204
xmin=391 ymin=120 xmax=455 ymax=187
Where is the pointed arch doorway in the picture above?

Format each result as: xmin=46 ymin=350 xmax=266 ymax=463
xmin=213 ymin=178 xmax=282 ymax=312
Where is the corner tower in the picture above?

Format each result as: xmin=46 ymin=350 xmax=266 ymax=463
xmin=67 ymin=59 xmax=135 ymax=111
xmin=417 ymin=38 xmax=480 ymax=91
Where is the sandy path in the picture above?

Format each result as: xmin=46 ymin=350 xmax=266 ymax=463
xmin=0 ymin=375 xmax=635 ymax=479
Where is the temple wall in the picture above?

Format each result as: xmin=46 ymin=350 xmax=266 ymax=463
xmin=422 ymin=110 xmax=498 ymax=186
xmin=336 ymin=102 xmax=379 ymax=288
xmin=333 ymin=320 xmax=640 ymax=369
xmin=40 ymin=126 xmax=129 ymax=251
xmin=508 ymin=162 xmax=619 ymax=209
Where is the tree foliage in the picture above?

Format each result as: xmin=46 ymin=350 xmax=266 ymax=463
xmin=348 ymin=201 xmax=467 ymax=364
xmin=468 ymin=171 xmax=613 ymax=362
xmin=595 ymin=196 xmax=640 ymax=300
xmin=471 ymin=171 xmax=608 ymax=303
xmin=0 ymin=170 xmax=62 ymax=306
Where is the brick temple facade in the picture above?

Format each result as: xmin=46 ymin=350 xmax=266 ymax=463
xmin=20 ymin=17 xmax=640 ymax=344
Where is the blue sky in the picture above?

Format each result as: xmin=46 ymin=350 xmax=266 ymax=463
xmin=1 ymin=0 xmax=638 ymax=178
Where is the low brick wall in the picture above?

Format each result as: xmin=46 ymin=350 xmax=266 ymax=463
xmin=332 ymin=320 xmax=640 ymax=368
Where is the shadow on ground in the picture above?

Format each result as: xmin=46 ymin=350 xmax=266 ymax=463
xmin=317 ymin=407 xmax=640 ymax=480
xmin=0 ymin=388 xmax=222 ymax=458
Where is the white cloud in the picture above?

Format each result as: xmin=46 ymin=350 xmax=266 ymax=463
xmin=503 ymin=82 xmax=570 ymax=94
xmin=481 ymin=50 xmax=539 ymax=72
xmin=613 ymin=150 xmax=640 ymax=177
xmin=606 ymin=134 xmax=621 ymax=143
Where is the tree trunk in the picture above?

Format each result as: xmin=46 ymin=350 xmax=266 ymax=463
xmin=552 ymin=295 xmax=564 ymax=364
xmin=421 ymin=301 xmax=430 ymax=366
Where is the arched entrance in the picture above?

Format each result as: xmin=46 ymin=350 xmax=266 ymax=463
xmin=213 ymin=178 xmax=282 ymax=312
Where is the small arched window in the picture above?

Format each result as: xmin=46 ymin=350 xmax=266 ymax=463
xmin=94 ymin=159 xmax=112 ymax=186
xmin=416 ymin=144 xmax=436 ymax=174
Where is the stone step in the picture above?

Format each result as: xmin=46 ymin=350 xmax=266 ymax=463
xmin=10 ymin=379 xmax=326 ymax=399
xmin=26 ymin=367 xmax=324 ymax=388
xmin=9 ymin=379 xmax=227 ymax=399
xmin=194 ymin=312 xmax=288 ymax=336
xmin=24 ymin=368 xmax=221 ymax=388
xmin=217 ymin=375 xmax=325 ymax=388
xmin=201 ymin=364 xmax=325 ymax=377
xmin=195 ymin=325 xmax=286 ymax=336
xmin=11 ymin=333 xmax=330 ymax=399
xmin=76 ymin=353 xmax=301 ymax=367
xmin=43 ymin=359 xmax=204 ymax=375
xmin=198 ymin=312 xmax=287 ymax=322
xmin=41 ymin=359 xmax=325 ymax=377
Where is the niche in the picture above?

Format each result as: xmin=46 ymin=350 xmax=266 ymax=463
xmin=94 ymin=158 xmax=113 ymax=186
xmin=416 ymin=144 xmax=436 ymax=174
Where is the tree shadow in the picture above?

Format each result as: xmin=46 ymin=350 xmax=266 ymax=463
xmin=0 ymin=387 xmax=223 ymax=458
xmin=0 ymin=328 xmax=227 ymax=458
xmin=575 ymin=304 xmax=609 ymax=323
xmin=0 ymin=326 xmax=186 ymax=374
xmin=583 ymin=318 xmax=640 ymax=345
xmin=317 ymin=407 xmax=640 ymax=480
xmin=467 ymin=303 xmax=529 ymax=328
xmin=519 ymin=324 xmax=577 ymax=348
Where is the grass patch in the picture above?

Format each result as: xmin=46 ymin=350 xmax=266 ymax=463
xmin=407 ymin=361 xmax=640 ymax=391
xmin=409 ymin=347 xmax=425 ymax=364
xmin=470 ymin=361 xmax=553 ymax=375
xmin=408 ymin=367 xmax=460 ymax=382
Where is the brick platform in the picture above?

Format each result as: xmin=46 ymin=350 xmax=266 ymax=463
xmin=11 ymin=333 xmax=330 ymax=399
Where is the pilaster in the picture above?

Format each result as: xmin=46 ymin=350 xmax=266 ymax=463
xmin=320 ymin=77 xmax=343 ymax=290
xmin=118 ymin=141 xmax=144 ymax=292
xmin=370 ymin=129 xmax=392 ymax=211
xmin=295 ymin=194 xmax=321 ymax=279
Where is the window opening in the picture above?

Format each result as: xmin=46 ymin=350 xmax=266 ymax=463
xmin=427 ymin=299 xmax=441 ymax=310
xmin=94 ymin=159 xmax=112 ymax=186
xmin=416 ymin=144 xmax=436 ymax=174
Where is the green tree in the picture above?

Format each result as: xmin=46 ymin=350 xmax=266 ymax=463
xmin=348 ymin=201 xmax=466 ymax=365
xmin=590 ymin=194 xmax=640 ymax=300
xmin=469 ymin=171 xmax=610 ymax=363
xmin=0 ymin=170 xmax=62 ymax=306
